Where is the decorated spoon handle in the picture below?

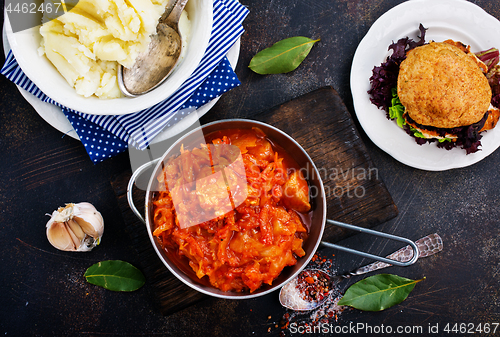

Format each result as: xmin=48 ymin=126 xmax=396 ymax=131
xmin=351 ymin=233 xmax=443 ymax=276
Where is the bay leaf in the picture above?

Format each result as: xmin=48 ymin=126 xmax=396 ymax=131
xmin=249 ymin=36 xmax=320 ymax=74
xmin=337 ymin=274 xmax=424 ymax=311
xmin=84 ymin=260 xmax=146 ymax=292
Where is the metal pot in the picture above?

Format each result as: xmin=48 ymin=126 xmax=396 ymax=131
xmin=127 ymin=119 xmax=417 ymax=299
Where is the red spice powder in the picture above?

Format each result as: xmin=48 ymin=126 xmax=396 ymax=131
xmin=279 ymin=252 xmax=347 ymax=335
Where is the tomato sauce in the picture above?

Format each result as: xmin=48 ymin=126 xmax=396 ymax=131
xmin=152 ymin=127 xmax=312 ymax=292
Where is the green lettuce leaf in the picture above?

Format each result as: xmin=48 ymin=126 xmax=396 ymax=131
xmin=388 ymin=88 xmax=451 ymax=142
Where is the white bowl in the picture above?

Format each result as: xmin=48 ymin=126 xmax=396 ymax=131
xmin=4 ymin=0 xmax=212 ymax=115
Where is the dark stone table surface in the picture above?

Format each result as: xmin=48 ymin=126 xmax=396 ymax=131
xmin=1 ymin=0 xmax=499 ymax=336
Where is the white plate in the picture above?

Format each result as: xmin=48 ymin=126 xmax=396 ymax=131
xmin=350 ymin=0 xmax=500 ymax=171
xmin=2 ymin=24 xmax=241 ymax=143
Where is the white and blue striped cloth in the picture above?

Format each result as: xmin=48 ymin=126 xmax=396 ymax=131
xmin=1 ymin=0 xmax=249 ymax=162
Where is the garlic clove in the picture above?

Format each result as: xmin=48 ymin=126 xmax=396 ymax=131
xmin=73 ymin=203 xmax=104 ymax=238
xmin=46 ymin=202 xmax=104 ymax=252
xmin=46 ymin=221 xmax=78 ymax=251
xmin=64 ymin=221 xmax=84 ymax=250
xmin=66 ymin=219 xmax=86 ymax=242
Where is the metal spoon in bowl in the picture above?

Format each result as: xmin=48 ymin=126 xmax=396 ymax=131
xmin=279 ymin=233 xmax=443 ymax=311
xmin=118 ymin=0 xmax=188 ymax=97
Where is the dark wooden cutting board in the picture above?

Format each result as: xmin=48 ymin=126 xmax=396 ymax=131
xmin=111 ymin=86 xmax=398 ymax=315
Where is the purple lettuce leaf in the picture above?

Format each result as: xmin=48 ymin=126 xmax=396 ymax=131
xmin=476 ymin=48 xmax=500 ymax=109
xmin=368 ymin=24 xmax=427 ymax=112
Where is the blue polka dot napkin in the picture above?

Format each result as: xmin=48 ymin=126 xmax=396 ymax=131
xmin=62 ymin=110 xmax=128 ymax=161
xmin=1 ymin=0 xmax=248 ymax=163
xmin=61 ymin=57 xmax=240 ymax=162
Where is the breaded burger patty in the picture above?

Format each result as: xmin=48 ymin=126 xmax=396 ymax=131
xmin=397 ymin=41 xmax=492 ymax=128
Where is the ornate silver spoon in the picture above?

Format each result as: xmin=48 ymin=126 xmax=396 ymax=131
xmin=118 ymin=0 xmax=188 ymax=97
xmin=279 ymin=233 xmax=443 ymax=311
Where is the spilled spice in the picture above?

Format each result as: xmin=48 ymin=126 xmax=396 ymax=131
xmin=279 ymin=252 xmax=348 ymax=336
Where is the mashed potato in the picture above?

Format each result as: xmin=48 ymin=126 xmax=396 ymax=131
xmin=38 ymin=0 xmax=190 ymax=99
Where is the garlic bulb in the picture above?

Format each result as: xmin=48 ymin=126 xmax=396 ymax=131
xmin=46 ymin=202 xmax=104 ymax=252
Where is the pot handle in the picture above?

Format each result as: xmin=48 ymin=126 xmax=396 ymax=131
xmin=322 ymin=219 xmax=419 ymax=267
xmin=127 ymin=159 xmax=160 ymax=225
